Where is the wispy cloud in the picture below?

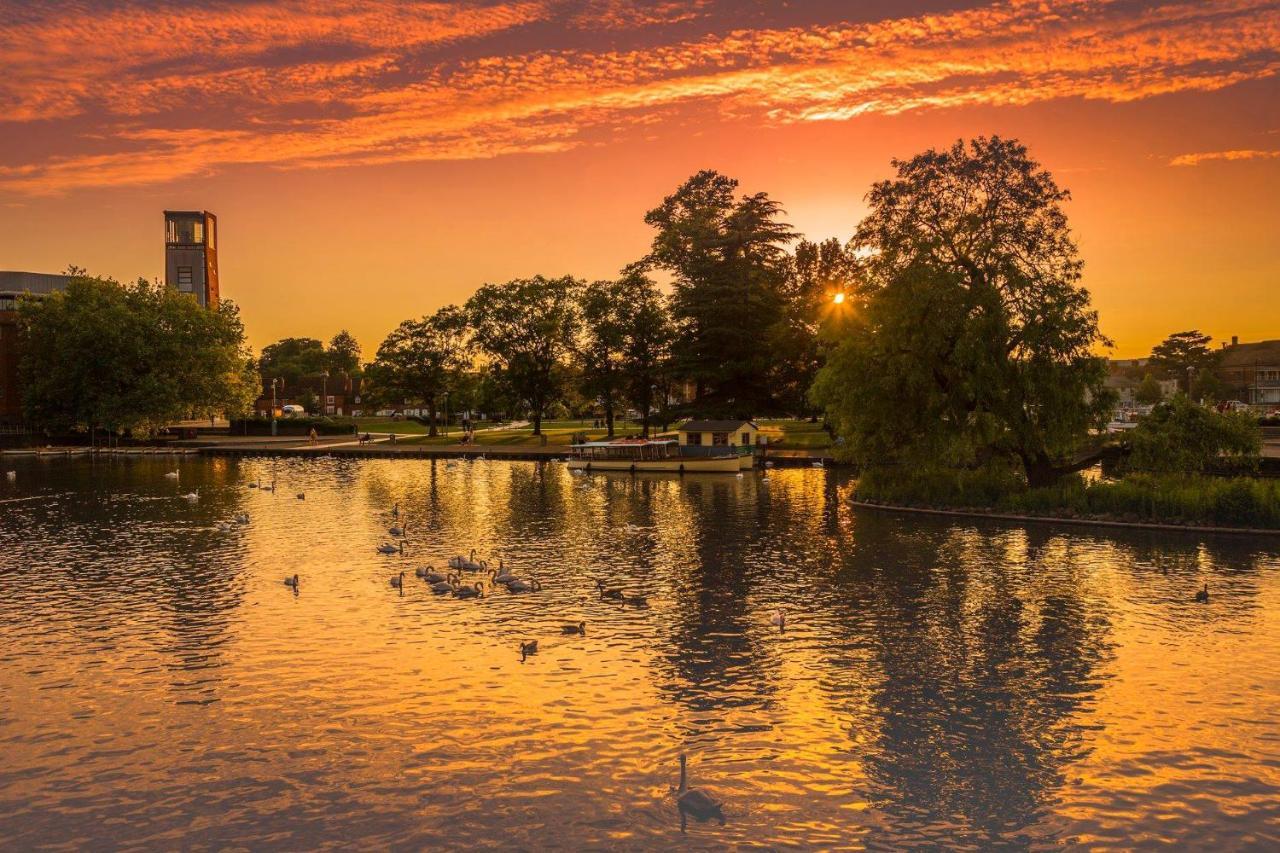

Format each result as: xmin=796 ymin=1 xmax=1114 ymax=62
xmin=1169 ymin=148 xmax=1280 ymax=166
xmin=1 ymin=0 xmax=1277 ymax=193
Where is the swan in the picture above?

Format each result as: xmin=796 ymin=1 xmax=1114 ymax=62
xmin=623 ymin=593 xmax=648 ymax=607
xmin=283 ymin=574 xmax=299 ymax=589
xmin=1194 ymin=583 xmax=1210 ymax=603
xmin=423 ymin=568 xmax=454 ymax=584
xmin=561 ymin=621 xmax=586 ymax=635
xmin=462 ymin=550 xmax=485 ymax=571
xmin=492 ymin=563 xmax=516 ymax=585
xmin=676 ymin=754 xmax=725 ymax=826
xmin=764 ymin=460 xmax=775 ymax=468
xmin=260 ymin=481 xmax=276 ymax=492
xmin=506 ymin=578 xmax=542 ymax=593
xmin=180 ymin=488 xmax=199 ymax=502
xmin=811 ymin=460 xmax=824 ymax=468
xmin=247 ymin=481 xmax=258 ymax=489
xmin=164 ymin=470 xmax=180 ymax=479
xmin=770 ymin=609 xmax=786 ymax=630
xmin=389 ymin=571 xmax=406 ymax=589
xmin=377 ymin=541 xmax=404 ymax=555
xmin=596 ymin=579 xmax=624 ymax=600
xmin=217 ymin=521 xmax=231 ymax=532
xmin=389 ymin=521 xmax=407 ymax=537
xmin=453 ymin=582 xmax=484 ymax=599
xmin=4 ymin=471 xmax=15 ymax=481
xmin=430 ymin=575 xmax=459 ymax=594
xmin=735 ymin=472 xmax=743 ymax=479
xmin=391 ymin=502 xmax=400 ymax=517
xmin=519 ymin=640 xmax=538 ymax=661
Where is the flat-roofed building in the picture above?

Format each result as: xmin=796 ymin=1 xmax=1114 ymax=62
xmin=164 ymin=210 xmax=219 ymax=307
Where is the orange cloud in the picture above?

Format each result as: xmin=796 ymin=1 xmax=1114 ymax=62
xmin=1 ymin=0 xmax=1277 ymax=194
xmin=1169 ymin=148 xmax=1280 ymax=166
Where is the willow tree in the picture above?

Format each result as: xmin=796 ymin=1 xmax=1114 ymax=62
xmin=812 ymin=137 xmax=1113 ymax=487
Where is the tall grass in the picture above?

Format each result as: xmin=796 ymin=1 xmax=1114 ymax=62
xmin=856 ymin=466 xmax=1280 ymax=529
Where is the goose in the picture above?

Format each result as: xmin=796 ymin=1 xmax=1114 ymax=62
xmin=520 ymin=640 xmax=538 ymax=661
xmin=1194 ymin=583 xmax=1210 ymax=603
xmin=454 ymin=582 xmax=484 ymax=599
xmin=596 ymin=579 xmax=624 ymax=600
xmin=376 ymin=541 xmax=404 ymax=555
xmin=296 ymin=493 xmax=305 ymax=500
xmin=507 ymin=578 xmax=543 ymax=593
xmin=180 ymin=488 xmax=199 ymax=502
xmin=164 ymin=470 xmax=180 ymax=479
xmin=234 ymin=511 xmax=250 ymax=524
xmin=769 ymin=609 xmax=786 ymax=631
xmin=430 ymin=575 xmax=459 ymax=594
xmin=676 ymin=754 xmax=725 ymax=826
xmin=561 ymin=621 xmax=586 ymax=635
xmin=389 ymin=571 xmax=406 ymax=589
xmin=283 ymin=574 xmax=299 ymax=589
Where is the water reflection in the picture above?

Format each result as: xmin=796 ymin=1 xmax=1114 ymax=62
xmin=1 ymin=457 xmax=1277 ymax=848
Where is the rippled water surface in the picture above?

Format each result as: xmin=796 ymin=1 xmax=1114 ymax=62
xmin=2 ymin=456 xmax=1279 ymax=849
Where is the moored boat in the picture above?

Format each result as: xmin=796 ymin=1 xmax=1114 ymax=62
xmin=567 ymin=438 xmax=745 ymax=473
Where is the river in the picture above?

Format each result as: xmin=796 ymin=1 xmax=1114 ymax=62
xmin=1 ymin=456 xmax=1277 ymax=849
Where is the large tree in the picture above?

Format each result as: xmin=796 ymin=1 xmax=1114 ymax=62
xmin=1148 ymin=330 xmax=1218 ymax=392
xmin=633 ymin=170 xmax=796 ymax=416
xmin=771 ymin=237 xmax=861 ymax=417
xmin=18 ymin=274 xmax=257 ymax=438
xmin=466 ymin=275 xmax=580 ymax=435
xmin=577 ymin=272 xmax=674 ymax=437
xmin=258 ymin=337 xmax=329 ymax=384
xmin=812 ymin=137 xmax=1113 ymax=487
xmin=326 ymin=329 xmax=362 ymax=376
xmin=365 ymin=307 xmax=469 ymax=435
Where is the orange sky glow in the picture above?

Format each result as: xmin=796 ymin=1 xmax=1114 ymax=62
xmin=1 ymin=0 xmax=1277 ymax=357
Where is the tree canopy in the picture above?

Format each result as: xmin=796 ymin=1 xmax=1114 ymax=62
xmin=634 ymin=169 xmax=796 ymax=416
xmin=1148 ymin=330 xmax=1219 ymax=391
xmin=259 ymin=332 xmax=362 ymax=384
xmin=812 ymin=137 xmax=1113 ymax=486
xmin=466 ymin=275 xmax=580 ymax=435
xmin=364 ymin=307 xmax=469 ymax=435
xmin=18 ymin=274 xmax=257 ymax=436
xmin=1127 ymin=394 xmax=1260 ymax=474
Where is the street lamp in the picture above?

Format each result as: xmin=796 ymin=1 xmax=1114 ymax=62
xmin=321 ymin=371 xmax=330 ymax=416
xmin=443 ymin=390 xmax=450 ymax=438
xmin=270 ymin=378 xmax=281 ymax=436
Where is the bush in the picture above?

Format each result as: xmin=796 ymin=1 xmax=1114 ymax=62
xmin=1126 ymin=395 xmax=1260 ymax=474
xmin=230 ymin=416 xmax=354 ymax=436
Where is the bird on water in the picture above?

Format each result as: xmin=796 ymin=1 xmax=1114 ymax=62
xmin=676 ymin=753 xmax=725 ymax=829
xmin=1194 ymin=583 xmax=1210 ymax=603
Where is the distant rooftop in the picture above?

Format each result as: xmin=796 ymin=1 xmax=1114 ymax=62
xmin=679 ymin=419 xmax=758 ymax=432
xmin=0 ymin=270 xmax=75 ymax=295
xmin=1219 ymin=339 xmax=1280 ymax=368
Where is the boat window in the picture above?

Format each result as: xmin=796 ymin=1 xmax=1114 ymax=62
xmin=712 ymin=432 xmax=729 ymax=446
xmin=741 ymin=431 xmax=750 ymax=445
xmin=687 ymin=432 xmax=701 ymax=445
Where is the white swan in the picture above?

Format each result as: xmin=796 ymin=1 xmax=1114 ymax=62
xmin=377 ymin=541 xmax=403 ymax=555
xmin=389 ymin=571 xmax=406 ymax=589
xmin=5 ymin=470 xmax=15 ymax=481
xmin=164 ymin=470 xmax=180 ymax=479
xmin=769 ymin=609 xmax=786 ymax=630
xmin=283 ymin=574 xmax=299 ymax=589
xmin=676 ymin=754 xmax=725 ymax=826
xmin=180 ymin=488 xmax=199 ymax=502
xmin=389 ymin=521 xmax=407 ymax=537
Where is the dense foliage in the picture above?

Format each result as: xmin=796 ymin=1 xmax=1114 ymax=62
xmin=1125 ymin=395 xmax=1260 ymax=474
xmin=18 ymin=274 xmax=257 ymax=436
xmin=812 ymin=137 xmax=1113 ymax=486
xmin=258 ymin=330 xmax=362 ymax=384
xmin=363 ymin=306 xmax=469 ymax=435
xmin=1148 ymin=330 xmax=1219 ymax=393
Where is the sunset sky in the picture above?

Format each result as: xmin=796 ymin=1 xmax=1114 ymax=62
xmin=1 ymin=0 xmax=1277 ymax=358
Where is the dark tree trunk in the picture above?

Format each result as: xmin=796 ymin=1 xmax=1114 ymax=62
xmin=1022 ymin=450 xmax=1063 ymax=489
xmin=639 ymin=386 xmax=652 ymax=437
xmin=605 ymin=398 xmax=615 ymax=438
xmin=427 ymin=400 xmax=438 ymax=437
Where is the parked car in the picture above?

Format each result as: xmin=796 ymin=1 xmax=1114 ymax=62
xmin=281 ymin=404 xmax=306 ymax=416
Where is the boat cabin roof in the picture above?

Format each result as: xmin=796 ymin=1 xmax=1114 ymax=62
xmin=570 ymin=438 xmax=678 ymax=448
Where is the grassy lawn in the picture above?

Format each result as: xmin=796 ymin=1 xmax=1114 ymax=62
xmin=757 ymin=419 xmax=833 ymax=449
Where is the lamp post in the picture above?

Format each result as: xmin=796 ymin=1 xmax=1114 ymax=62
xmin=270 ymin=378 xmax=281 ymax=436
xmin=321 ymin=371 xmax=330 ymax=416
xmin=443 ymin=390 xmax=450 ymax=438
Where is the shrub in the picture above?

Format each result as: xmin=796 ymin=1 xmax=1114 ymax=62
xmin=1126 ymin=395 xmax=1260 ymax=474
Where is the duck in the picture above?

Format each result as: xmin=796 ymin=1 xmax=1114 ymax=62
xmin=770 ymin=609 xmax=786 ymax=631
xmin=507 ymin=578 xmax=543 ymax=593
xmin=596 ymin=579 xmax=624 ymax=600
xmin=430 ymin=575 xmax=459 ymax=594
xmin=283 ymin=574 xmax=300 ymax=589
xmin=389 ymin=571 xmax=406 ymax=589
xmin=377 ymin=541 xmax=404 ymax=555
xmin=180 ymin=488 xmax=199 ymax=502
xmin=453 ymin=582 xmax=484 ymax=599
xmin=561 ymin=621 xmax=586 ymax=635
xmin=296 ymin=493 xmax=305 ymax=500
xmin=164 ymin=470 xmax=180 ymax=479
xmin=520 ymin=640 xmax=538 ymax=661
xmin=234 ymin=511 xmax=250 ymax=524
xmin=676 ymin=753 xmax=725 ymax=826
xmin=1194 ymin=583 xmax=1210 ymax=603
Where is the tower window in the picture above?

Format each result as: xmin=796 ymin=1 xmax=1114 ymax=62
xmin=177 ymin=267 xmax=193 ymax=288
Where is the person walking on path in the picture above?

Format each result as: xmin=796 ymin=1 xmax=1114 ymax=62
xmin=308 ymin=427 xmax=318 ymax=445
